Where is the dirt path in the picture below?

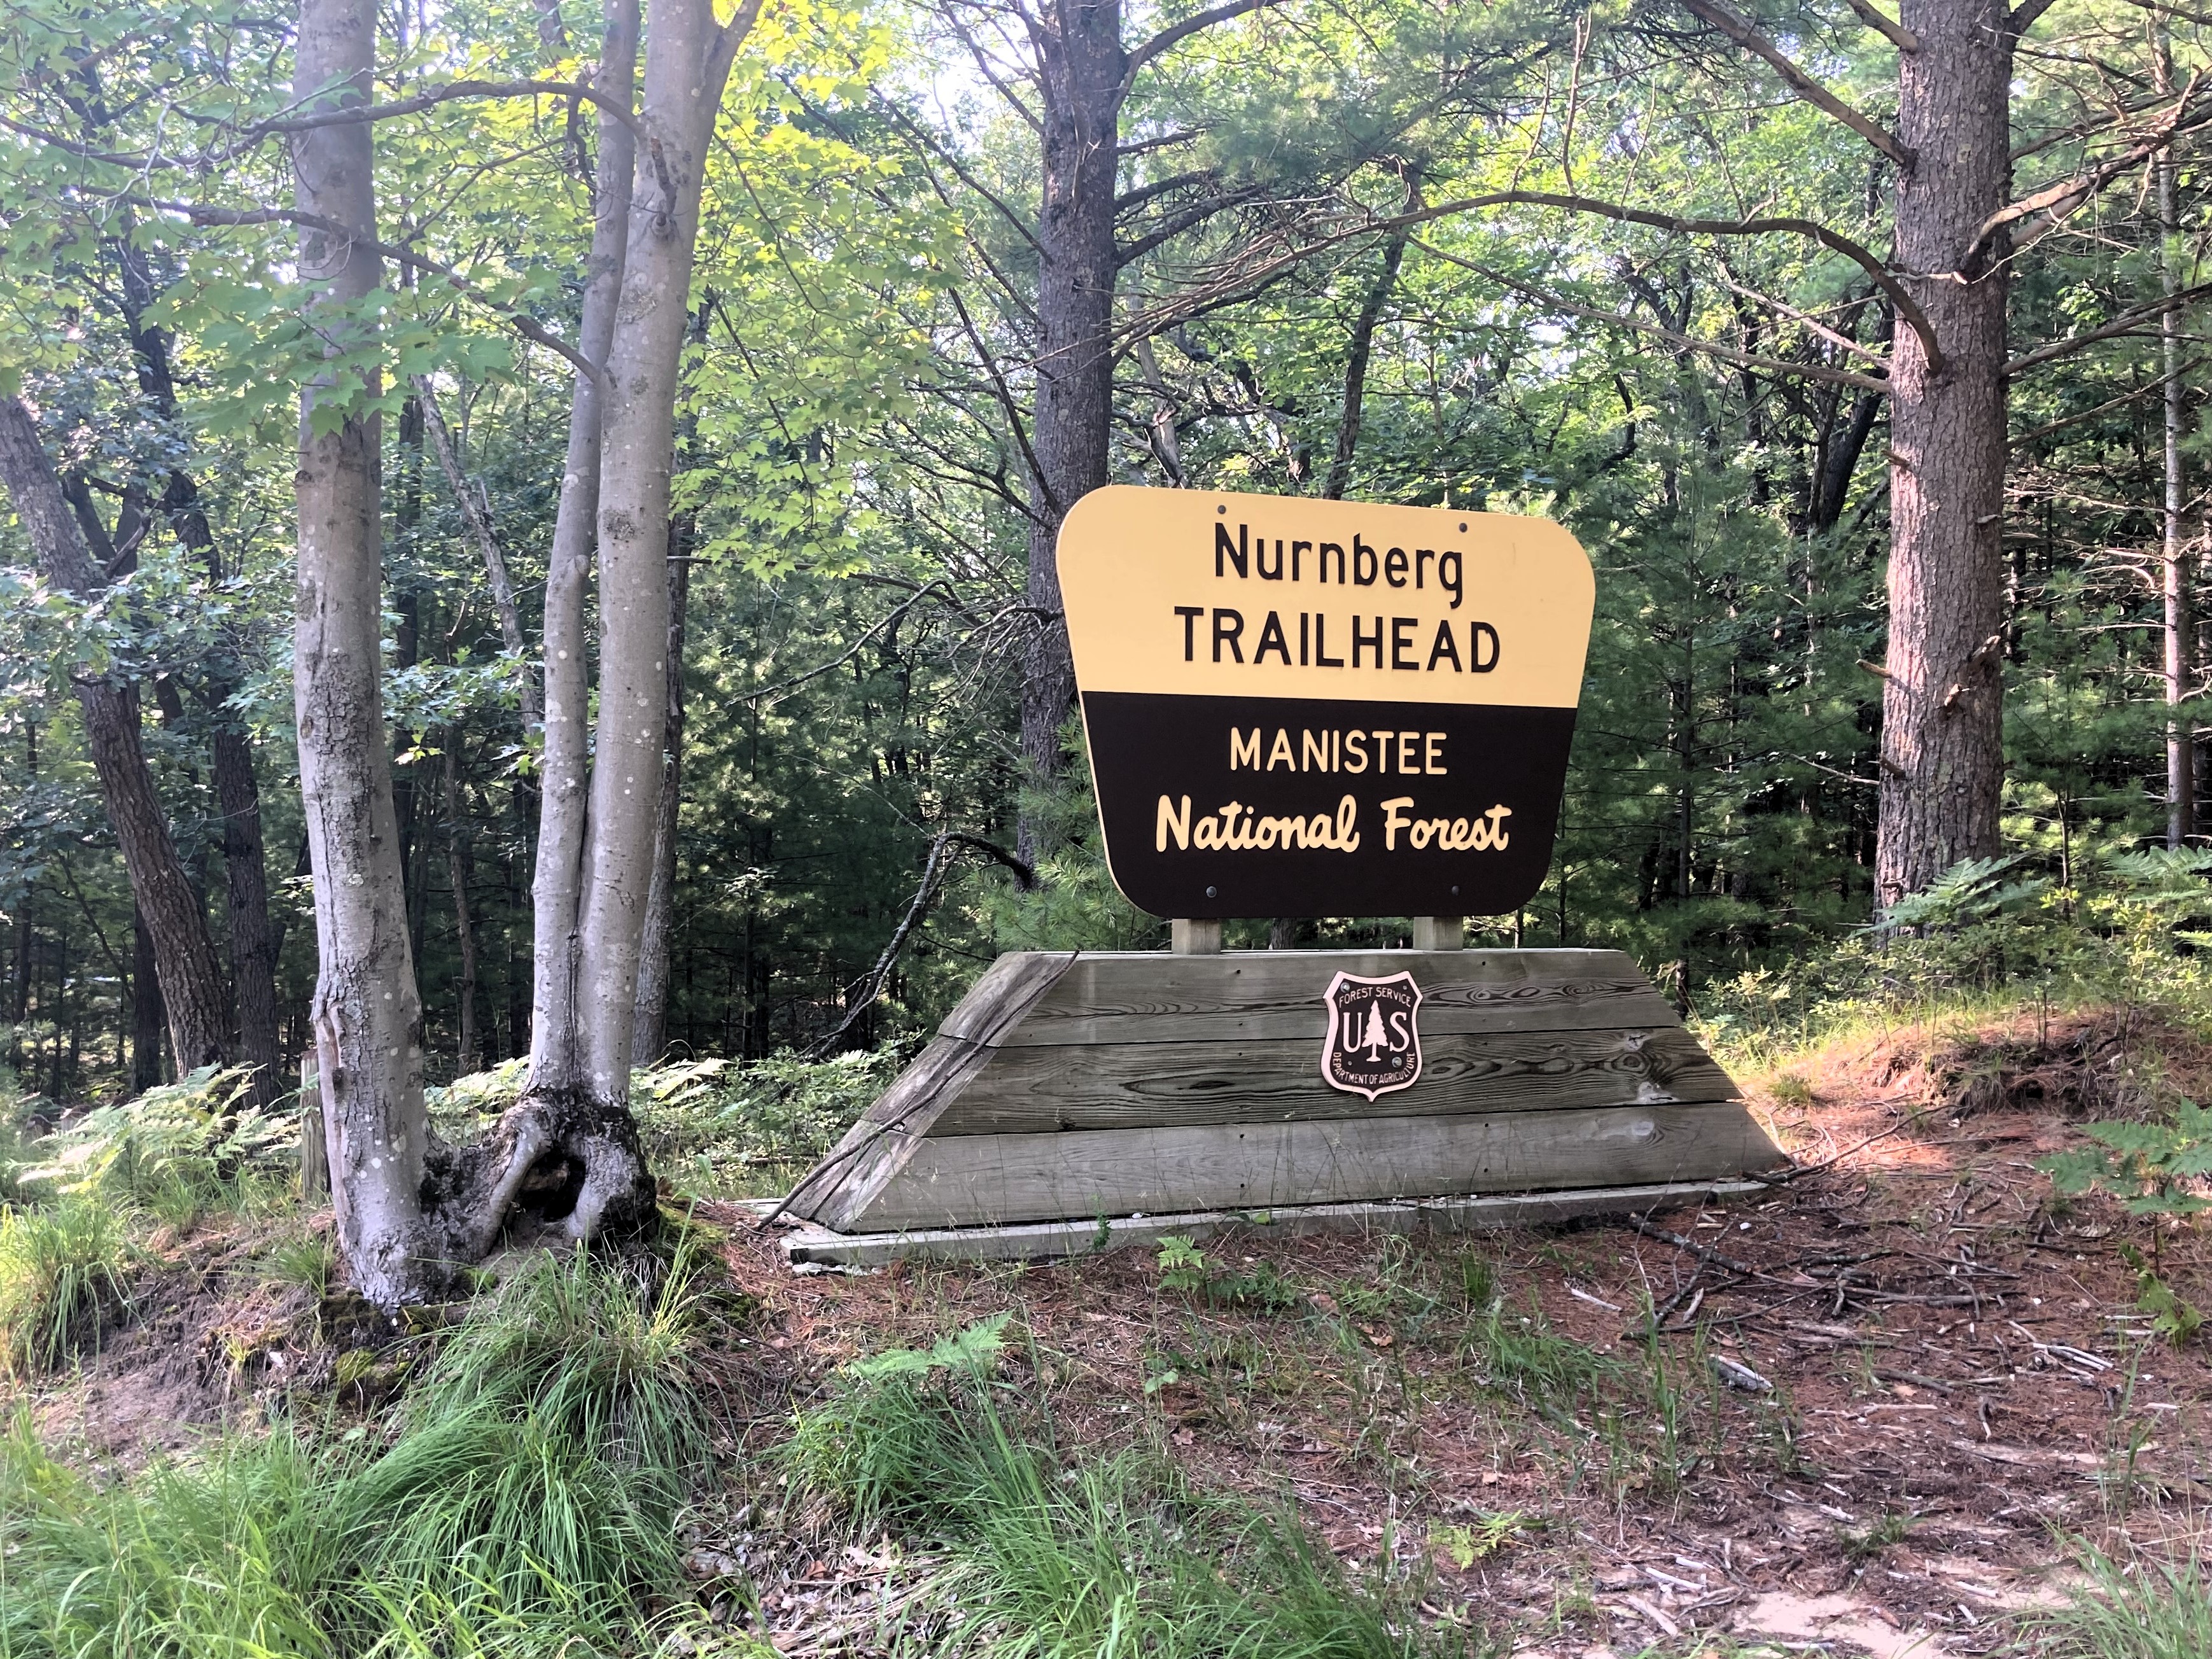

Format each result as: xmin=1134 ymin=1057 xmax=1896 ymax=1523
xmin=708 ymin=1014 xmax=2212 ymax=1656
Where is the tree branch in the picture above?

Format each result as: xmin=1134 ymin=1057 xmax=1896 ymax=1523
xmin=248 ymin=77 xmax=645 ymax=144
xmin=802 ymin=831 xmax=955 ymax=1060
xmin=1151 ymin=188 xmax=1943 ymax=373
xmin=1844 ymin=0 xmax=1919 ymax=50
xmin=2012 ymin=351 xmax=2212 ymax=444
xmin=412 ymin=377 xmax=543 ymax=734
xmin=944 ymin=832 xmax=1036 ymax=889
xmin=1963 ymin=78 xmax=2212 ymax=267
xmin=1410 ymin=238 xmax=1893 ymax=393
xmin=146 ymin=200 xmax=606 ymax=388
xmin=0 ymin=78 xmax=641 ymax=171
xmin=1116 ymin=167 xmax=1218 ymax=214
xmin=2006 ymin=276 xmax=2212 ymax=374
xmin=1117 ymin=0 xmax=1282 ymax=111
xmin=741 ymin=582 xmax=956 ymax=704
xmin=2008 ymin=0 xmax=2062 ymax=34
xmin=946 ymin=285 xmax=1051 ymax=521
xmin=866 ymin=90 xmax=1042 ymax=255
xmin=1116 ymin=180 xmax=1269 ymax=267
xmin=1683 ymin=0 xmax=1914 ymax=169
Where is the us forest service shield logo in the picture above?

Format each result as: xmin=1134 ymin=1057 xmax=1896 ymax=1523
xmin=1320 ymin=971 xmax=1424 ymax=1101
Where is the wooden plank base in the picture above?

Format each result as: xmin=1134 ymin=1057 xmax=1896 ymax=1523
xmin=844 ymin=1100 xmax=1776 ymax=1231
xmin=783 ymin=948 xmax=1780 ymax=1234
xmin=780 ymin=1179 xmax=1770 ymax=1267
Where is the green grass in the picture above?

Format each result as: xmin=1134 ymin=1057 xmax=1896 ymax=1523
xmin=0 ymin=1243 xmax=716 ymax=1658
xmin=343 ymin=1242 xmax=715 ymax=1626
xmin=0 ymin=1196 xmax=130 ymax=1377
xmin=258 ymin=1229 xmax=339 ymax=1295
xmin=1460 ymin=1294 xmax=1615 ymax=1425
xmin=0 ymin=1412 xmax=346 ymax=1659
xmin=787 ymin=1317 xmax=1481 ymax=1659
xmin=2024 ymin=1542 xmax=2212 ymax=1659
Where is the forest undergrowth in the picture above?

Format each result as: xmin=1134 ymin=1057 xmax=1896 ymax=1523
xmin=6 ymin=862 xmax=2212 ymax=1656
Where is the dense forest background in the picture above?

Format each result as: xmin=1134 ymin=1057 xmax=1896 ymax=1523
xmin=3 ymin=0 xmax=2208 ymax=1098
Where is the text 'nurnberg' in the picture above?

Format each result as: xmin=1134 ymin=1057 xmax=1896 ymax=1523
xmin=1180 ymin=524 xmax=1499 ymax=673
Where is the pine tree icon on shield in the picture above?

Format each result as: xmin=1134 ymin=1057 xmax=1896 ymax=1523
xmin=1319 ymin=970 xmax=1424 ymax=1100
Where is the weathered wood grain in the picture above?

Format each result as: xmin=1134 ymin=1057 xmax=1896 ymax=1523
xmin=778 ymin=1033 xmax=993 ymax=1227
xmin=779 ymin=948 xmax=1756 ymax=1235
xmin=932 ymin=950 xmax=1081 ymax=1047
xmin=928 ymin=1023 xmax=1734 ymax=1136
xmin=845 ymin=1102 xmax=1782 ymax=1231
xmin=784 ymin=953 xmax=1086 ymax=1224
xmin=966 ymin=948 xmax=1679 ymax=1046
xmin=783 ymin=1179 xmax=1771 ymax=1266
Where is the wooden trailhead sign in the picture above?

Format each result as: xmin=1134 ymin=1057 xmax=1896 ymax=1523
xmin=774 ymin=489 xmax=1778 ymax=1266
xmin=774 ymin=948 xmax=1782 ymax=1262
xmin=1058 ymin=487 xmax=1595 ymax=920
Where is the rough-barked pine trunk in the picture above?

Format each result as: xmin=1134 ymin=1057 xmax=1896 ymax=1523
xmin=132 ymin=906 xmax=165 ymax=1091
xmin=1873 ymin=0 xmax=2013 ymax=902
xmin=1018 ymin=0 xmax=1124 ymax=860
xmin=1003 ymin=0 xmax=1273 ymax=857
xmin=112 ymin=236 xmax=284 ymax=1102
xmin=0 ymin=397 xmax=235 ymax=1077
xmin=444 ymin=734 xmax=480 ymax=1075
xmin=2157 ymin=40 xmax=2195 ymax=846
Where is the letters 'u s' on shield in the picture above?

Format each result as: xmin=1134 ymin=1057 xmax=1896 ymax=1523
xmin=1058 ymin=486 xmax=1596 ymax=921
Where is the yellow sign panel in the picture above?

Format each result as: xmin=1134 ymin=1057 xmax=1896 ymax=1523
xmin=1058 ymin=487 xmax=1597 ymax=921
xmin=1058 ymin=487 xmax=1593 ymax=708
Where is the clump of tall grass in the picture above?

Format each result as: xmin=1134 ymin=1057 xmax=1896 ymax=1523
xmin=2024 ymin=1541 xmax=2211 ymax=1658
xmin=345 ymin=1243 xmax=713 ymax=1622
xmin=0 ymin=1244 xmax=720 ymax=1658
xmin=0 ymin=1413 xmax=344 ymax=1658
xmin=787 ymin=1315 xmax=1471 ymax=1659
xmin=0 ymin=1196 xmax=130 ymax=1376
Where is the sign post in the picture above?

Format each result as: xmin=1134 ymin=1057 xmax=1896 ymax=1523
xmin=777 ymin=489 xmax=1781 ymax=1263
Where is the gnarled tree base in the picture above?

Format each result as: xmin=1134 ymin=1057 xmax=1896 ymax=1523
xmin=420 ymin=1089 xmax=661 ymax=1278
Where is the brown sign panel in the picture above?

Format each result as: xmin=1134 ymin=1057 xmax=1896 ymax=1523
xmin=1059 ymin=487 xmax=1595 ymax=920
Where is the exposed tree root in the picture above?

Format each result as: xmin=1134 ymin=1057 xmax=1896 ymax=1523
xmin=419 ymin=1089 xmax=661 ymax=1285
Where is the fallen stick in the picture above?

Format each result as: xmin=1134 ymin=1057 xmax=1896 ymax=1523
xmin=1627 ymin=1215 xmax=1760 ymax=1276
xmin=1712 ymin=1354 xmax=1775 ymax=1393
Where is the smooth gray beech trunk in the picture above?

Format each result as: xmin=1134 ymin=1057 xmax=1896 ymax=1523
xmin=291 ymin=0 xmax=437 ymax=1305
xmin=533 ymin=0 xmax=640 ymax=1091
xmin=1873 ymin=0 xmax=2013 ymax=903
xmin=571 ymin=0 xmax=750 ymax=1120
xmin=284 ymin=0 xmax=759 ymax=1303
xmin=482 ymin=0 xmax=759 ymax=1245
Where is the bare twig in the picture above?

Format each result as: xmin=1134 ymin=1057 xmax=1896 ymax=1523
xmin=412 ymin=377 xmax=542 ymax=734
